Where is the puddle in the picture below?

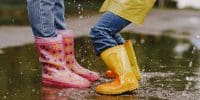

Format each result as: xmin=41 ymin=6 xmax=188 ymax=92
xmin=0 ymin=33 xmax=199 ymax=100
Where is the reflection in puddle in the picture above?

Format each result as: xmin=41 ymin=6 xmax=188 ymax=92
xmin=0 ymin=33 xmax=199 ymax=100
xmin=41 ymin=86 xmax=95 ymax=100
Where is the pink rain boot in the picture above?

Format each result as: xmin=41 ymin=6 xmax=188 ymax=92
xmin=58 ymin=30 xmax=100 ymax=81
xmin=35 ymin=35 xmax=91 ymax=88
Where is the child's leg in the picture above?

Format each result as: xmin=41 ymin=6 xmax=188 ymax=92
xmin=113 ymin=33 xmax=125 ymax=45
xmin=54 ymin=0 xmax=67 ymax=30
xmin=27 ymin=0 xmax=57 ymax=37
xmin=90 ymin=12 xmax=139 ymax=94
xmin=90 ymin=12 xmax=131 ymax=56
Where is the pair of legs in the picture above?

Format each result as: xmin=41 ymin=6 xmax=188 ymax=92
xmin=27 ymin=0 xmax=99 ymax=88
xmin=27 ymin=0 xmax=129 ymax=55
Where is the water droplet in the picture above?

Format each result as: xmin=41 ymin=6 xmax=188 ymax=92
xmin=32 ymin=89 xmax=35 ymax=92
xmin=189 ymin=61 xmax=193 ymax=67
xmin=3 ymin=96 xmax=7 ymax=99
xmin=80 ymin=58 xmax=85 ymax=62
xmin=78 ymin=4 xmax=81 ymax=7
xmin=140 ymin=39 xmax=145 ymax=44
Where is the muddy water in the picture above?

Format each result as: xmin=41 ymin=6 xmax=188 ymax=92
xmin=0 ymin=33 xmax=199 ymax=100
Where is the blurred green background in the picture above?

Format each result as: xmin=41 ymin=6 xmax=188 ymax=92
xmin=0 ymin=0 xmax=177 ymax=26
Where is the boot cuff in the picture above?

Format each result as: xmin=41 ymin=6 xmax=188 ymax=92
xmin=35 ymin=35 xmax=62 ymax=44
xmin=57 ymin=30 xmax=74 ymax=38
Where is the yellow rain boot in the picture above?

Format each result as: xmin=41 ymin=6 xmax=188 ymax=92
xmin=124 ymin=40 xmax=141 ymax=80
xmin=96 ymin=45 xmax=139 ymax=94
xmin=105 ymin=40 xmax=141 ymax=80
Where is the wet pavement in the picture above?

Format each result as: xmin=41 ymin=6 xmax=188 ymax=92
xmin=0 ymin=32 xmax=199 ymax=100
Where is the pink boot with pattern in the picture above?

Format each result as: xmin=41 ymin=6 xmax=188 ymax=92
xmin=35 ymin=35 xmax=91 ymax=88
xmin=58 ymin=30 xmax=100 ymax=81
